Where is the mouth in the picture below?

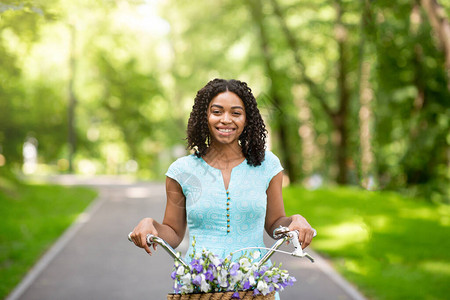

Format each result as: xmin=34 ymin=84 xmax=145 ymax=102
xmin=216 ymin=127 xmax=236 ymax=135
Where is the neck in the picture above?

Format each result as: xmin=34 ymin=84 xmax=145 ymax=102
xmin=204 ymin=142 xmax=244 ymax=165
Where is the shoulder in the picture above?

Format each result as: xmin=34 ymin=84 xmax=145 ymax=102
xmin=169 ymin=154 xmax=199 ymax=168
xmin=260 ymin=150 xmax=283 ymax=181
xmin=262 ymin=150 xmax=281 ymax=166
xmin=167 ymin=154 xmax=200 ymax=174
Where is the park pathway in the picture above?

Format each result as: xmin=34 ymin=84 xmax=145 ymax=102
xmin=7 ymin=176 xmax=366 ymax=300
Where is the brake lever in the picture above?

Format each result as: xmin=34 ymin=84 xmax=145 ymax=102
xmin=288 ymin=231 xmax=315 ymax=262
xmin=273 ymin=226 xmax=316 ymax=262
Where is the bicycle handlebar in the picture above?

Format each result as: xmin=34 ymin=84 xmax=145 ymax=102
xmin=127 ymin=232 xmax=190 ymax=269
xmin=128 ymin=226 xmax=316 ymax=270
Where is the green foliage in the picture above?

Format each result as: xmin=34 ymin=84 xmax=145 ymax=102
xmin=0 ymin=0 xmax=448 ymax=197
xmin=0 ymin=182 xmax=97 ymax=299
xmin=369 ymin=0 xmax=450 ymax=200
xmin=284 ymin=186 xmax=450 ymax=299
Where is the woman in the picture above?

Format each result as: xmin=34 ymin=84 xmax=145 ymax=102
xmin=130 ymin=78 xmax=315 ymax=273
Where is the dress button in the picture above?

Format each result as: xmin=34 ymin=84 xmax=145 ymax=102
xmin=227 ymin=224 xmax=230 ymax=228
xmin=227 ymin=219 xmax=230 ymax=222
xmin=227 ymin=229 xmax=230 ymax=233
xmin=227 ymin=202 xmax=230 ymax=206
xmin=226 ymin=207 xmax=230 ymax=210
xmin=227 ymin=197 xmax=230 ymax=200
xmin=227 ymin=214 xmax=230 ymax=217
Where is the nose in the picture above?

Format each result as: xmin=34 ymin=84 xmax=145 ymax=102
xmin=221 ymin=113 xmax=232 ymax=124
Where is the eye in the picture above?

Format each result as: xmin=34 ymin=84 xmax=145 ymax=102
xmin=232 ymin=111 xmax=242 ymax=116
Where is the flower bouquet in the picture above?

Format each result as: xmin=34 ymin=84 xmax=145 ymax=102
xmin=167 ymin=240 xmax=296 ymax=300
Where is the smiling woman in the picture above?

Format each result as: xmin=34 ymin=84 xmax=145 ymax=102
xmin=129 ymin=79 xmax=316 ymax=299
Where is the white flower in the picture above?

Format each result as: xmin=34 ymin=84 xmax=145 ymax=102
xmin=200 ymin=274 xmax=210 ymax=292
xmin=239 ymin=257 xmax=251 ymax=270
xmin=181 ymin=273 xmax=191 ymax=285
xmin=209 ymin=253 xmax=221 ymax=267
xmin=252 ymin=251 xmax=261 ymax=259
xmin=248 ymin=274 xmax=256 ymax=286
xmin=176 ymin=266 xmax=185 ymax=275
xmin=218 ymin=268 xmax=228 ymax=287
xmin=180 ymin=284 xmax=193 ymax=294
xmin=257 ymin=280 xmax=270 ymax=295
xmin=229 ymin=270 xmax=244 ymax=286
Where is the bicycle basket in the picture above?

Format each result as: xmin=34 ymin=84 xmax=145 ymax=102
xmin=167 ymin=291 xmax=275 ymax=300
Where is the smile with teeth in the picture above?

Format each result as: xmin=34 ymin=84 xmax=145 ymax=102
xmin=218 ymin=128 xmax=234 ymax=133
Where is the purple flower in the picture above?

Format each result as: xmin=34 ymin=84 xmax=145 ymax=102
xmin=243 ymin=280 xmax=251 ymax=290
xmin=190 ymin=259 xmax=203 ymax=273
xmin=232 ymin=291 xmax=240 ymax=299
xmin=205 ymin=270 xmax=215 ymax=281
xmin=192 ymin=274 xmax=202 ymax=286
xmin=171 ymin=270 xmax=177 ymax=280
xmin=230 ymin=263 xmax=240 ymax=277
xmin=253 ymin=289 xmax=260 ymax=295
xmin=271 ymin=275 xmax=280 ymax=282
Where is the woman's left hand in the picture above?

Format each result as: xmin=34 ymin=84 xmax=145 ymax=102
xmin=288 ymin=214 xmax=315 ymax=249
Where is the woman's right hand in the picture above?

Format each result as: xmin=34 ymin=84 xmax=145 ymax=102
xmin=129 ymin=217 xmax=158 ymax=255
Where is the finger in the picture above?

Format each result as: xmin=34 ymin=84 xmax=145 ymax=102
xmin=298 ymin=230 xmax=308 ymax=249
xmin=142 ymin=235 xmax=152 ymax=255
xmin=130 ymin=231 xmax=139 ymax=246
xmin=302 ymin=229 xmax=315 ymax=249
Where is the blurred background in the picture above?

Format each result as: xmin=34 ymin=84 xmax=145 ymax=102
xmin=1 ymin=1 xmax=450 ymax=299
xmin=1 ymin=0 xmax=449 ymax=201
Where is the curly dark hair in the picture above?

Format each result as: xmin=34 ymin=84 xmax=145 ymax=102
xmin=187 ymin=78 xmax=267 ymax=166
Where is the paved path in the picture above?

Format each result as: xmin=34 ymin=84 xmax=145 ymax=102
xmin=7 ymin=176 xmax=366 ymax=300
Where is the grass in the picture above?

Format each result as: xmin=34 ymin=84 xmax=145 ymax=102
xmin=283 ymin=186 xmax=450 ymax=300
xmin=0 ymin=178 xmax=98 ymax=299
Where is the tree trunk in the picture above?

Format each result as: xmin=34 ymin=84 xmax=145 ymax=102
xmin=356 ymin=0 xmax=376 ymax=188
xmin=270 ymin=0 xmax=353 ymax=184
xmin=334 ymin=0 xmax=350 ymax=185
xmin=420 ymin=0 xmax=450 ymax=91
xmin=247 ymin=0 xmax=298 ymax=182
xmin=67 ymin=24 xmax=77 ymax=173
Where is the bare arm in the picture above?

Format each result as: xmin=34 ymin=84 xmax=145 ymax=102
xmin=265 ymin=172 xmax=315 ymax=249
xmin=130 ymin=177 xmax=187 ymax=254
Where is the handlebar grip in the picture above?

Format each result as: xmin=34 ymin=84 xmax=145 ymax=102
xmin=128 ymin=232 xmax=156 ymax=246
xmin=146 ymin=234 xmax=156 ymax=246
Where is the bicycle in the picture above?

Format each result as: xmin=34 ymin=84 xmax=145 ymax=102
xmin=128 ymin=226 xmax=316 ymax=299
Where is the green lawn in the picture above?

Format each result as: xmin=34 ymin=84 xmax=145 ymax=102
xmin=283 ymin=186 xmax=450 ymax=300
xmin=0 ymin=179 xmax=97 ymax=299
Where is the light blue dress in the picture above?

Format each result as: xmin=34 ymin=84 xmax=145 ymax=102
xmin=166 ymin=151 xmax=283 ymax=298
xmin=166 ymin=150 xmax=283 ymax=261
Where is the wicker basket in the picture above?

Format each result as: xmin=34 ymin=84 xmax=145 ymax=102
xmin=167 ymin=291 xmax=275 ymax=300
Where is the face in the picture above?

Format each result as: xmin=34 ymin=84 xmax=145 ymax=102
xmin=207 ymin=91 xmax=247 ymax=147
